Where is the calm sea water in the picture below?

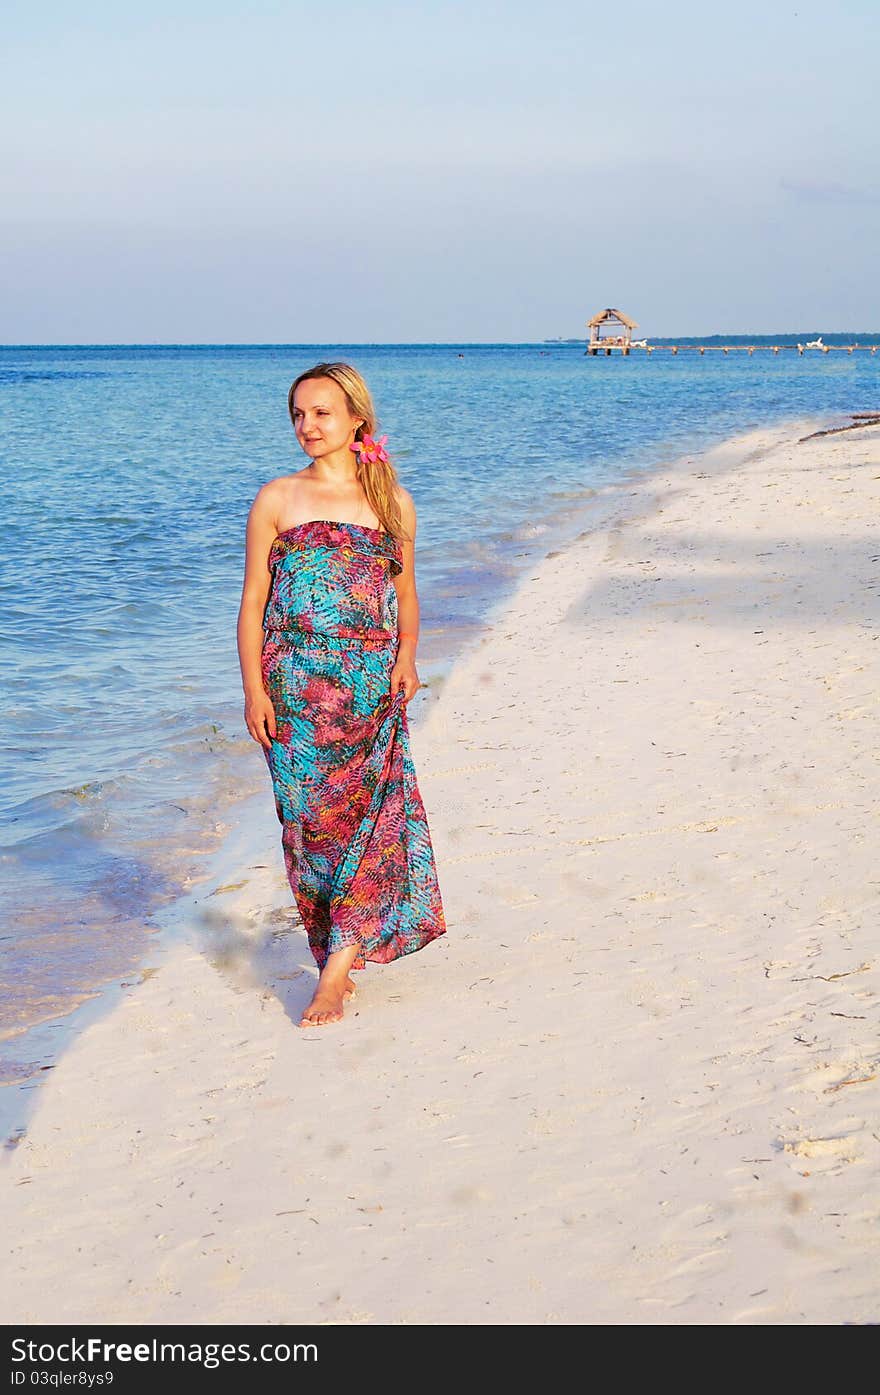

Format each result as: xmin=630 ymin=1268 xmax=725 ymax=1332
xmin=2 ymin=340 xmax=878 ymax=1078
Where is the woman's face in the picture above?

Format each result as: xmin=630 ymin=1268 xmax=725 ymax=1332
xmin=292 ymin=378 xmax=362 ymax=461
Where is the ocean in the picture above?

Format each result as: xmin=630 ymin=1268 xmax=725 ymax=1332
xmin=2 ymin=340 xmax=878 ymax=1081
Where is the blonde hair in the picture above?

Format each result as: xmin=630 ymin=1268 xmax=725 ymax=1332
xmin=288 ymin=361 xmax=407 ymax=541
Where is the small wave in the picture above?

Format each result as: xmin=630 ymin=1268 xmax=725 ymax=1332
xmin=0 ymin=368 xmax=118 ymax=385
xmin=547 ymin=487 xmax=598 ymax=502
xmin=497 ymin=520 xmax=551 ymax=542
xmin=1 ymin=778 xmax=128 ymax=847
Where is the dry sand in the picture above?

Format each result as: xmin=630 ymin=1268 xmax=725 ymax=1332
xmin=3 ymin=417 xmax=879 ymax=1325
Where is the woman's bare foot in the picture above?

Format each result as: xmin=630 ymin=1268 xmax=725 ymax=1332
xmin=299 ymin=949 xmax=360 ymax=1027
xmin=299 ymin=983 xmax=347 ymax=1026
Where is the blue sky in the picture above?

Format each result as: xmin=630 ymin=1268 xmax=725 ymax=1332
xmin=3 ymin=0 xmax=878 ymax=341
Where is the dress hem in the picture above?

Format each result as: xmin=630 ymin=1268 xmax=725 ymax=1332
xmin=320 ymin=924 xmax=447 ymax=973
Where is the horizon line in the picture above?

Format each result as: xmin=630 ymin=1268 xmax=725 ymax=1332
xmin=2 ymin=330 xmax=880 ymax=350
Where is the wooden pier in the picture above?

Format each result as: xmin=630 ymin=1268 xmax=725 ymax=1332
xmin=625 ymin=342 xmax=878 ymax=356
xmin=583 ymin=312 xmax=878 ymax=356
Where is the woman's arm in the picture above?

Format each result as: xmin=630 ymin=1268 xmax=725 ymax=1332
xmin=392 ymin=487 xmax=420 ymax=660
xmin=237 ymin=485 xmax=279 ymax=747
xmin=389 ymin=489 xmax=421 ymax=703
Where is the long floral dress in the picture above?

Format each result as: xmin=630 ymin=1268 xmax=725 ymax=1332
xmin=260 ymin=519 xmax=447 ymax=972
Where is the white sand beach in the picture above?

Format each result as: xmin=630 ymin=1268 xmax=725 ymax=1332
xmin=3 ymin=416 xmax=879 ymax=1325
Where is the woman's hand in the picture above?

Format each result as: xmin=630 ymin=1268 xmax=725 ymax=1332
xmin=390 ymin=658 xmax=420 ymax=704
xmin=244 ymin=689 xmax=277 ymax=749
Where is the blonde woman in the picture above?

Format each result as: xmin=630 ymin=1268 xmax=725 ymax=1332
xmin=237 ymin=363 xmax=446 ymax=1027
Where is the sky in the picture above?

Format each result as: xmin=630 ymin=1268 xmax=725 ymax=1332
xmin=3 ymin=0 xmax=879 ymax=342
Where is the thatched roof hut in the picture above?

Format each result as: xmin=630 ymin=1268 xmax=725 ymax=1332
xmin=586 ymin=308 xmax=638 ymax=350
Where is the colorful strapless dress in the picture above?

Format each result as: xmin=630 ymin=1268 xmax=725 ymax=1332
xmin=260 ymin=519 xmax=447 ymax=973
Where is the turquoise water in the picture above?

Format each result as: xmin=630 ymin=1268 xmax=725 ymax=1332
xmin=1 ymin=340 xmax=877 ymax=1073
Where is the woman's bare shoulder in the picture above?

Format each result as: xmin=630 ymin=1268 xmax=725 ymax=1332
xmin=393 ymin=488 xmax=418 ymax=535
xmin=394 ymin=482 xmax=416 ymax=519
xmin=249 ymin=472 xmax=308 ymax=524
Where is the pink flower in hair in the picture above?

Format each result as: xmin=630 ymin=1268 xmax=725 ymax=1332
xmin=349 ymin=433 xmax=389 ymax=464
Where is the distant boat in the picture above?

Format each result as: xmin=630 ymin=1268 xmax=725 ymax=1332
xmin=805 ymin=336 xmax=825 ymax=349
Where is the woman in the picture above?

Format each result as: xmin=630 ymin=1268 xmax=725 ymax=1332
xmin=237 ymin=362 xmax=446 ymax=1027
